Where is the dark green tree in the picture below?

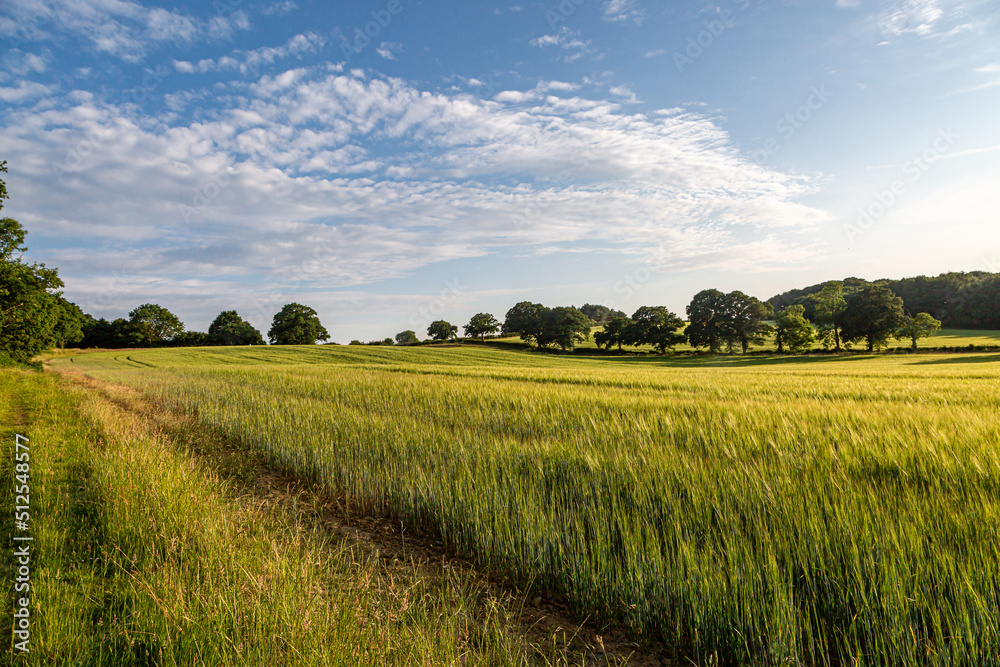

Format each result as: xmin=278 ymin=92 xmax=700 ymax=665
xmin=840 ymin=285 xmax=906 ymax=352
xmin=538 ymin=306 xmax=591 ymax=350
xmin=128 ymin=303 xmax=184 ymax=346
xmin=774 ymin=304 xmax=816 ymax=353
xmin=810 ymin=282 xmax=848 ymax=351
xmin=579 ymin=303 xmax=626 ymax=324
xmin=685 ymin=289 xmax=731 ymax=353
xmin=626 ymin=306 xmax=686 ymax=354
xmin=0 ymin=162 xmax=65 ymax=362
xmin=463 ymin=313 xmax=500 ymax=341
xmin=268 ymin=303 xmax=329 ymax=344
xmin=49 ymin=298 xmax=87 ymax=349
xmin=896 ymin=312 xmax=941 ymax=351
xmin=502 ymin=301 xmax=547 ymax=346
xmin=726 ymin=291 xmax=773 ymax=354
xmin=427 ymin=320 xmax=458 ymax=341
xmin=80 ymin=317 xmax=143 ymax=348
xmin=594 ymin=316 xmax=631 ymax=351
xmin=208 ymin=310 xmax=264 ymax=345
xmin=395 ymin=330 xmax=419 ymax=345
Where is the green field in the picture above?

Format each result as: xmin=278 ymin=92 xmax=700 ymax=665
xmin=43 ymin=344 xmax=1000 ymax=666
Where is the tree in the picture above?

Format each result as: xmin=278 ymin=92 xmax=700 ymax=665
xmin=626 ymin=306 xmax=686 ymax=354
xmin=79 ymin=317 xmax=142 ymax=348
xmin=128 ymin=304 xmax=184 ymax=346
xmin=579 ymin=304 xmax=626 ymax=324
xmin=774 ymin=304 xmax=816 ymax=353
xmin=538 ymin=306 xmax=591 ymax=350
xmin=268 ymin=303 xmax=329 ymax=345
xmin=0 ymin=162 xmax=65 ymax=362
xmin=594 ymin=316 xmax=631 ymax=351
xmin=896 ymin=312 xmax=942 ymax=351
xmin=49 ymin=298 xmax=87 ymax=349
xmin=840 ymin=285 xmax=905 ymax=352
xmin=395 ymin=330 xmax=419 ymax=345
xmin=726 ymin=291 xmax=773 ymax=354
xmin=685 ymin=289 xmax=732 ymax=353
xmin=427 ymin=320 xmax=458 ymax=341
xmin=810 ymin=282 xmax=848 ymax=351
xmin=208 ymin=310 xmax=264 ymax=345
xmin=463 ymin=313 xmax=500 ymax=341
xmin=502 ymin=301 xmax=547 ymax=346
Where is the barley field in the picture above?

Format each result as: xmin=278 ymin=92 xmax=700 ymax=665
xmin=50 ymin=346 xmax=1000 ymax=666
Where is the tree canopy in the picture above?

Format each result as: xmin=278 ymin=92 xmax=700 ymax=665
xmin=594 ymin=316 xmax=631 ymax=351
xmin=839 ymin=285 xmax=906 ymax=352
xmin=579 ymin=303 xmax=626 ymax=324
xmin=395 ymin=330 xmax=419 ymax=345
xmin=774 ymin=304 xmax=816 ymax=354
xmin=268 ymin=303 xmax=329 ymax=345
xmin=128 ymin=303 xmax=184 ymax=346
xmin=896 ymin=312 xmax=942 ymax=351
xmin=208 ymin=310 xmax=264 ymax=345
xmin=463 ymin=313 xmax=500 ymax=341
xmin=427 ymin=320 xmax=458 ymax=341
xmin=626 ymin=306 xmax=686 ymax=354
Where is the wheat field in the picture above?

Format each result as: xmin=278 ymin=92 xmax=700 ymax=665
xmin=49 ymin=345 xmax=1000 ymax=666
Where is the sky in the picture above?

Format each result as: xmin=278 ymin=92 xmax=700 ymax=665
xmin=1 ymin=0 xmax=998 ymax=342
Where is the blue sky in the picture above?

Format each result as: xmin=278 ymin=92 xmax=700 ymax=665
xmin=1 ymin=0 xmax=998 ymax=342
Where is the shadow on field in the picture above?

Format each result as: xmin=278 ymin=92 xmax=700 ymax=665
xmin=605 ymin=354 xmax=878 ymax=368
xmin=911 ymin=354 xmax=1000 ymax=366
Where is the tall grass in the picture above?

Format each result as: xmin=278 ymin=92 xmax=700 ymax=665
xmin=3 ymin=367 xmax=561 ymax=665
xmin=54 ymin=346 xmax=1000 ymax=665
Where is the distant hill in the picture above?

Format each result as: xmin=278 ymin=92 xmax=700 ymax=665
xmin=768 ymin=271 xmax=1000 ymax=329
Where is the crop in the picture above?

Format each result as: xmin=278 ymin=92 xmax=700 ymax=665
xmin=55 ymin=346 xmax=1000 ymax=666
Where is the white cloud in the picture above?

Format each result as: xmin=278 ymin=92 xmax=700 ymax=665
xmin=0 ymin=68 xmax=831 ymax=315
xmin=603 ymin=0 xmax=645 ymax=24
xmin=173 ymin=32 xmax=325 ymax=75
xmin=0 ymin=0 xmax=249 ymax=61
xmin=376 ymin=41 xmax=402 ymax=61
xmin=877 ymin=0 xmax=944 ymax=37
xmin=529 ymin=27 xmax=593 ymax=63
xmin=644 ymin=49 xmax=666 ymax=58
xmin=263 ymin=0 xmax=297 ymax=16
xmin=0 ymin=81 xmax=55 ymax=102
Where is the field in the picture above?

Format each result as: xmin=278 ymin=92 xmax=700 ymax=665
xmin=30 ymin=344 xmax=1000 ymax=666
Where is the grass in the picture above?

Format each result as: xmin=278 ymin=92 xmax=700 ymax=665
xmin=1 ymin=364 xmax=595 ymax=665
xmin=48 ymin=344 xmax=1000 ymax=666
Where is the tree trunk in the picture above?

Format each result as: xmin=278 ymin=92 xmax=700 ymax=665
xmin=834 ymin=327 xmax=841 ymax=352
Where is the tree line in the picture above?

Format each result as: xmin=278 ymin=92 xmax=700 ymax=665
xmin=770 ymin=272 xmax=1000 ymax=330
xmin=396 ymin=284 xmax=942 ymax=354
